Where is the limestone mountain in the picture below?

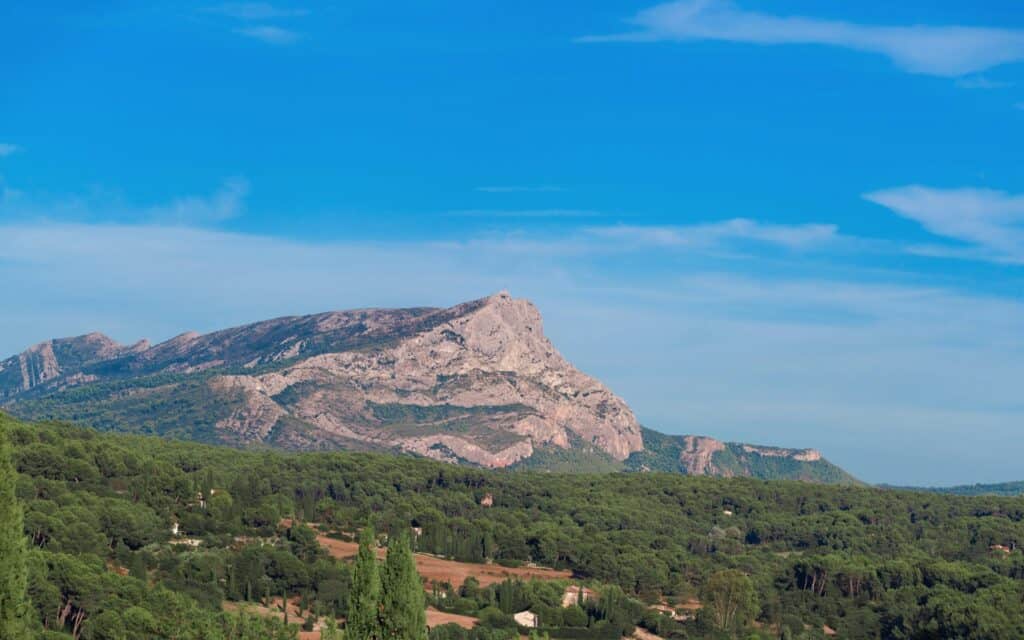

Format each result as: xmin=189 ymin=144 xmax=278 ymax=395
xmin=0 ymin=292 xmax=854 ymax=481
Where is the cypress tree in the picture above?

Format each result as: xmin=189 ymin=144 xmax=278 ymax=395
xmin=0 ymin=424 xmax=34 ymax=637
xmin=380 ymin=531 xmax=427 ymax=640
xmin=347 ymin=525 xmax=382 ymax=640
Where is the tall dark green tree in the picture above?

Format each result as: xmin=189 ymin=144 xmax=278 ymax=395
xmin=380 ymin=531 xmax=426 ymax=640
xmin=347 ymin=526 xmax=382 ymax=640
xmin=0 ymin=425 xmax=35 ymax=638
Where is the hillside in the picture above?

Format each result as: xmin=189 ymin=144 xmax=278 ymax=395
xmin=894 ymin=480 xmax=1024 ymax=497
xmin=0 ymin=292 xmax=851 ymax=482
xmin=2 ymin=413 xmax=1022 ymax=640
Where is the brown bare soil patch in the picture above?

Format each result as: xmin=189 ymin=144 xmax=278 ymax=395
xmin=426 ymin=607 xmax=478 ymax=629
xmin=312 ymin=529 xmax=571 ymax=588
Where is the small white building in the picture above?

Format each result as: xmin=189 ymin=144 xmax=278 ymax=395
xmin=513 ymin=611 xmax=539 ymax=628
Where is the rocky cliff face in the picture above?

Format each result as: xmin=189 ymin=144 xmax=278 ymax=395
xmin=626 ymin=428 xmax=855 ymax=483
xmin=1 ymin=292 xmax=854 ymax=482
xmin=1 ymin=292 xmax=644 ymax=468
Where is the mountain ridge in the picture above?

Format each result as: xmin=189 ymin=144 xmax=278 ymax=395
xmin=0 ymin=292 xmax=854 ymax=482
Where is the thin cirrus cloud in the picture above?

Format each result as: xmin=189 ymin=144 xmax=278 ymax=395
xmin=578 ymin=0 xmax=1024 ymax=77
xmin=587 ymin=218 xmax=839 ymax=250
xmin=233 ymin=25 xmax=301 ymax=45
xmin=955 ymin=76 xmax=1015 ymax=90
xmin=1 ymin=220 xmax=1024 ymax=483
xmin=0 ymin=143 xmax=19 ymax=157
xmin=200 ymin=3 xmax=307 ymax=44
xmin=0 ymin=178 xmax=250 ymax=226
xmin=145 ymin=178 xmax=250 ymax=224
xmin=202 ymin=3 xmax=309 ymax=20
xmin=865 ymin=185 xmax=1024 ymax=264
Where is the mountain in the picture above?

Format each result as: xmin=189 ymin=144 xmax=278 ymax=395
xmin=888 ymin=480 xmax=1024 ymax=497
xmin=0 ymin=292 xmax=853 ymax=482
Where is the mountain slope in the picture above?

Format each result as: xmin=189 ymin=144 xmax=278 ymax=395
xmin=628 ymin=428 xmax=858 ymax=484
xmin=0 ymin=292 xmax=852 ymax=481
xmin=889 ymin=480 xmax=1024 ymax=497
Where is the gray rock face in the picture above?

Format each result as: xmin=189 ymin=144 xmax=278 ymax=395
xmin=1 ymin=293 xmax=645 ymax=467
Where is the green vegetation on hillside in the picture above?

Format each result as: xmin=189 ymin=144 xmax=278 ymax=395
xmin=2 ymin=412 xmax=1023 ymax=639
xmin=626 ymin=427 xmax=858 ymax=483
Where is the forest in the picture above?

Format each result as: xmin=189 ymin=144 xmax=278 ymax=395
xmin=1 ymin=412 xmax=1023 ymax=639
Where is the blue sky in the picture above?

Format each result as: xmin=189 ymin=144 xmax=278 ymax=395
xmin=2 ymin=1 xmax=1024 ymax=485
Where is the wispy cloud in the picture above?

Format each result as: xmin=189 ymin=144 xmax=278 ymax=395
xmin=202 ymin=3 xmax=308 ymax=20
xmin=475 ymin=186 xmax=565 ymax=193
xmin=579 ymin=0 xmax=1024 ymax=77
xmin=0 ymin=178 xmax=250 ymax=226
xmin=588 ymin=219 xmax=838 ymax=250
xmin=1 ymin=221 xmax=1023 ymax=484
xmin=233 ymin=25 xmax=301 ymax=45
xmin=955 ymin=76 xmax=1014 ymax=90
xmin=0 ymin=143 xmax=19 ymax=157
xmin=145 ymin=178 xmax=249 ymax=224
xmin=865 ymin=185 xmax=1024 ymax=264
xmin=200 ymin=3 xmax=307 ymax=44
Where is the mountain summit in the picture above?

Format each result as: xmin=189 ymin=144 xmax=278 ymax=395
xmin=0 ymin=293 xmax=853 ymax=481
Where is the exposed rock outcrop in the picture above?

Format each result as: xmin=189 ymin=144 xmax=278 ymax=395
xmin=1 ymin=292 xmax=644 ymax=468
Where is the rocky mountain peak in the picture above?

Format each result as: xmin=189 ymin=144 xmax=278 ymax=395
xmin=0 ymin=293 xmax=855 ymax=482
xmin=2 ymin=293 xmax=645 ymax=467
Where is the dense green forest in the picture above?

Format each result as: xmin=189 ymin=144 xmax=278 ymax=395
xmin=2 ymin=412 xmax=1023 ymax=639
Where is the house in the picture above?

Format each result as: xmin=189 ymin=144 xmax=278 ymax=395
xmin=480 ymin=493 xmax=494 ymax=508
xmin=561 ymin=585 xmax=597 ymax=607
xmin=170 ymin=521 xmax=180 ymax=536
xmin=990 ymin=544 xmax=1012 ymax=554
xmin=513 ymin=611 xmax=539 ymax=628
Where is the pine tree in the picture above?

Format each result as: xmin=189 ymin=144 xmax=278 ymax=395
xmin=0 ymin=424 xmax=34 ymax=637
xmin=129 ymin=552 xmax=147 ymax=581
xmin=347 ymin=526 xmax=382 ymax=640
xmin=380 ymin=531 xmax=427 ymax=640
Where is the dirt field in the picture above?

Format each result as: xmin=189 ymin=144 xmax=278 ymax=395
xmin=426 ymin=607 xmax=479 ymax=629
xmin=631 ymin=629 xmax=666 ymax=640
xmin=314 ymin=532 xmax=572 ymax=588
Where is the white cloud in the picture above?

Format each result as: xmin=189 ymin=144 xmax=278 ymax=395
xmin=588 ymin=218 xmax=838 ymax=250
xmin=955 ymin=76 xmax=1014 ymax=90
xmin=145 ymin=178 xmax=249 ymax=224
xmin=202 ymin=3 xmax=308 ymax=20
xmin=0 ymin=178 xmax=250 ymax=225
xmin=1 ymin=222 xmax=1023 ymax=484
xmin=0 ymin=143 xmax=19 ymax=157
xmin=234 ymin=25 xmax=301 ymax=45
xmin=580 ymin=0 xmax=1024 ymax=77
xmin=865 ymin=185 xmax=1024 ymax=264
